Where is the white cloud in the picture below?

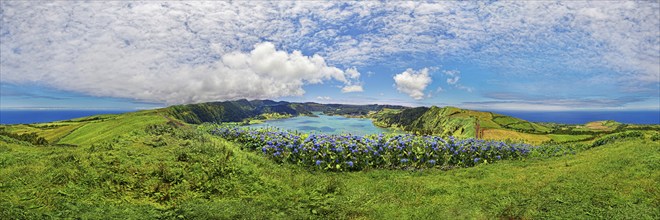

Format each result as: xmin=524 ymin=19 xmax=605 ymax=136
xmin=456 ymin=85 xmax=474 ymax=93
xmin=0 ymin=1 xmax=657 ymax=103
xmin=442 ymin=69 xmax=472 ymax=92
xmin=394 ymin=68 xmax=432 ymax=100
xmin=443 ymin=70 xmax=460 ymax=77
xmin=446 ymin=76 xmax=460 ymax=85
xmin=316 ymin=96 xmax=331 ymax=100
xmin=345 ymin=67 xmax=361 ymax=79
xmin=1 ymin=40 xmax=360 ymax=104
xmin=341 ymin=84 xmax=364 ymax=93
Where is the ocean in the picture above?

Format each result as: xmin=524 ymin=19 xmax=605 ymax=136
xmin=0 ymin=110 xmax=132 ymax=124
xmin=492 ymin=110 xmax=660 ymax=125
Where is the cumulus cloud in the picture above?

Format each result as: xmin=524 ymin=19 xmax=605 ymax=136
xmin=316 ymin=96 xmax=331 ymax=100
xmin=341 ymin=85 xmax=364 ymax=93
xmin=394 ymin=68 xmax=432 ymax=100
xmin=0 ymin=1 xmax=370 ymax=104
xmin=1 ymin=40 xmax=360 ymax=104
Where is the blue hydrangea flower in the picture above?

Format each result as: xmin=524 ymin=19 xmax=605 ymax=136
xmin=316 ymin=160 xmax=322 ymax=166
xmin=346 ymin=161 xmax=354 ymax=167
xmin=400 ymin=158 xmax=409 ymax=163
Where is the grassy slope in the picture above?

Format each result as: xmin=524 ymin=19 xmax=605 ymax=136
xmin=483 ymin=129 xmax=551 ymax=145
xmin=549 ymin=134 xmax=594 ymax=143
xmin=1 ymin=110 xmax=658 ymax=219
xmin=57 ymin=110 xmax=168 ymax=146
xmin=339 ymin=139 xmax=659 ymax=219
xmin=369 ymin=106 xmax=659 ymax=144
xmin=3 ymin=123 xmax=83 ymax=143
xmin=372 ymin=106 xmax=554 ymax=140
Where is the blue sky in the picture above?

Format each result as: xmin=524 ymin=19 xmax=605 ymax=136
xmin=1 ymin=1 xmax=658 ymax=111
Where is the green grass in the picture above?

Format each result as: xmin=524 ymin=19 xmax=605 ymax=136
xmin=549 ymin=134 xmax=594 ymax=143
xmin=492 ymin=115 xmax=552 ymax=133
xmin=1 ymin=111 xmax=658 ymax=219
xmin=57 ymin=110 xmax=168 ymax=146
xmin=1 ymin=123 xmax=78 ymax=141
xmin=347 ymin=139 xmax=658 ymax=218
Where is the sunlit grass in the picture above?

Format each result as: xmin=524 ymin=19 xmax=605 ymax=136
xmin=1 ymin=111 xmax=658 ymax=219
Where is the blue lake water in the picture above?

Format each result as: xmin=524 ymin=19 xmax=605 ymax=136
xmin=492 ymin=110 xmax=660 ymax=125
xmin=0 ymin=110 xmax=131 ymax=124
xmin=246 ymin=113 xmax=394 ymax=135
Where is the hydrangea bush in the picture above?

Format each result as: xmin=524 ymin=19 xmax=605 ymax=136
xmin=211 ymin=127 xmax=534 ymax=171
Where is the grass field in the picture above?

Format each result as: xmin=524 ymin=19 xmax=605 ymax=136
xmin=2 ymin=123 xmax=83 ymax=143
xmin=1 ymin=112 xmax=658 ymax=219
xmin=549 ymin=134 xmax=594 ymax=143
xmin=483 ymin=128 xmax=551 ymax=144
xmin=57 ymin=111 xmax=168 ymax=146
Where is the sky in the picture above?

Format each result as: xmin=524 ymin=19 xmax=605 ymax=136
xmin=1 ymin=1 xmax=659 ymax=111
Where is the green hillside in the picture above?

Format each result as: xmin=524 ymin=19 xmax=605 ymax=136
xmin=166 ymin=100 xmax=409 ymax=124
xmin=58 ymin=111 xmax=169 ymax=146
xmin=166 ymin=99 xmax=311 ymax=124
xmin=368 ymin=106 xmax=660 ymax=145
xmin=163 ymin=101 xmax=560 ymax=142
xmin=0 ymin=108 xmax=658 ymax=219
xmin=371 ymin=106 xmax=552 ymax=139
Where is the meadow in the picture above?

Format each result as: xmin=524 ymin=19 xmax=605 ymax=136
xmin=0 ymin=108 xmax=658 ymax=219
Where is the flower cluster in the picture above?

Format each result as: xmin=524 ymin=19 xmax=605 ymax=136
xmin=211 ymin=127 xmax=534 ymax=171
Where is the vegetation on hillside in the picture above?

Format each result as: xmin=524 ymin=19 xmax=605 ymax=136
xmin=166 ymin=100 xmax=407 ymax=124
xmin=1 ymin=111 xmax=658 ymax=219
xmin=370 ymin=106 xmax=660 ymax=145
xmin=212 ymin=126 xmax=533 ymax=171
xmin=162 ymin=100 xmax=660 ymax=145
xmin=1 ymin=103 xmax=658 ymax=219
xmin=370 ymin=106 xmax=554 ymax=139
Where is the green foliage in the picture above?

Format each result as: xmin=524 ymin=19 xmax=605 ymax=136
xmin=371 ymin=106 xmax=556 ymax=139
xmin=372 ymin=106 xmax=477 ymax=137
xmin=2 ymin=126 xmax=658 ymax=219
xmin=213 ymin=126 xmax=534 ymax=171
xmin=651 ymin=132 xmax=660 ymax=141
xmin=548 ymin=134 xmax=594 ymax=143
xmin=591 ymin=131 xmax=644 ymax=147
xmin=1 ymin=105 xmax=658 ymax=219
xmin=492 ymin=114 xmax=552 ymax=133
xmin=166 ymin=99 xmax=312 ymax=124
xmin=0 ymin=128 xmax=48 ymax=145
xmin=530 ymin=143 xmax=588 ymax=158
xmin=166 ymin=100 xmax=410 ymax=124
xmin=57 ymin=111 xmax=167 ymax=146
